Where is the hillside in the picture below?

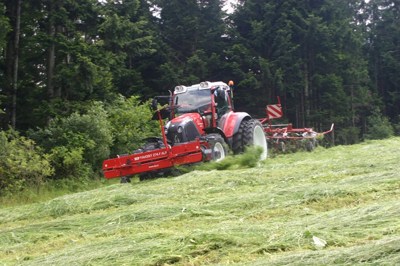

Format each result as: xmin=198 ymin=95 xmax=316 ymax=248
xmin=1 ymin=138 xmax=399 ymax=265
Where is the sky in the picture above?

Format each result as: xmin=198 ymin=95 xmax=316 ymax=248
xmin=223 ymin=0 xmax=239 ymax=14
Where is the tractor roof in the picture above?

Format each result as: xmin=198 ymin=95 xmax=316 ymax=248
xmin=174 ymin=81 xmax=230 ymax=94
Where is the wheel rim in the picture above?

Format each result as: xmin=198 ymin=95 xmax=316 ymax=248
xmin=213 ymin=142 xmax=226 ymax=162
xmin=254 ymin=125 xmax=268 ymax=160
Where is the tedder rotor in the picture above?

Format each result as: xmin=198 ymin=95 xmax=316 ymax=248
xmin=260 ymin=97 xmax=334 ymax=152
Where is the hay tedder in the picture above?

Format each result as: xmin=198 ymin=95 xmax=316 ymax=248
xmin=260 ymin=97 xmax=334 ymax=152
xmin=102 ymin=81 xmax=268 ymax=181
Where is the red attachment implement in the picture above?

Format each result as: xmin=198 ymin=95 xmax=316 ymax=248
xmin=102 ymin=109 xmax=211 ymax=180
xmin=102 ymin=140 xmax=206 ymax=179
xmin=260 ymin=97 xmax=334 ymax=151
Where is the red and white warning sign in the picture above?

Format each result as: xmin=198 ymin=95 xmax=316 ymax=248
xmin=266 ymin=104 xmax=283 ymax=119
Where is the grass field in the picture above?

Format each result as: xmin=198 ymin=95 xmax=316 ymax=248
xmin=1 ymin=137 xmax=399 ymax=265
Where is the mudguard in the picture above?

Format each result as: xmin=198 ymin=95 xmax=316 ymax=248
xmin=218 ymin=111 xmax=251 ymax=138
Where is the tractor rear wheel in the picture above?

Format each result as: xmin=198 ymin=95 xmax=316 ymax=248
xmin=208 ymin=134 xmax=227 ymax=162
xmin=232 ymin=119 xmax=268 ymax=160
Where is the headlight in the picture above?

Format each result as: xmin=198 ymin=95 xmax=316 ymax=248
xmin=174 ymin=85 xmax=187 ymax=94
xmin=200 ymin=81 xmax=209 ymax=88
xmin=164 ymin=121 xmax=171 ymax=134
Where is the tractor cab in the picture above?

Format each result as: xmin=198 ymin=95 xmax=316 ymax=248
xmin=171 ymin=81 xmax=232 ymax=128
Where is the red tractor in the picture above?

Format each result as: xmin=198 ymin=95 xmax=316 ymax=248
xmin=102 ymin=81 xmax=267 ymax=181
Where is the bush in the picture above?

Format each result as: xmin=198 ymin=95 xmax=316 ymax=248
xmin=28 ymin=97 xmax=159 ymax=181
xmin=392 ymin=116 xmax=400 ymax=136
xmin=336 ymin=126 xmax=361 ymax=145
xmin=30 ymin=102 xmax=113 ymax=180
xmin=364 ymin=109 xmax=394 ymax=140
xmin=48 ymin=146 xmax=91 ymax=180
xmin=0 ymin=130 xmax=53 ymax=196
xmin=106 ymin=95 xmax=159 ymax=156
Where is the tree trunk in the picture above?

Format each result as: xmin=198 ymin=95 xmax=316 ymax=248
xmin=303 ymin=62 xmax=309 ymax=127
xmin=4 ymin=0 xmax=22 ymax=129
xmin=47 ymin=0 xmax=55 ymax=99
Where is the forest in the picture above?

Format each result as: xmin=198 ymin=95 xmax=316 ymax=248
xmin=0 ymin=0 xmax=399 ymax=196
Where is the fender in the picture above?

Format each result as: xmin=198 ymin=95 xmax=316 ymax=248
xmin=218 ymin=111 xmax=251 ymax=138
xmin=204 ymin=127 xmax=229 ymax=144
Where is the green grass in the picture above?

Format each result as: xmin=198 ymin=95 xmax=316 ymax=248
xmin=0 ymin=178 xmax=117 ymax=208
xmin=0 ymin=137 xmax=399 ymax=265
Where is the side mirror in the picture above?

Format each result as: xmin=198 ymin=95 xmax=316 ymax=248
xmin=151 ymin=95 xmax=172 ymax=120
xmin=151 ymin=98 xmax=158 ymax=111
xmin=151 ymin=107 xmax=171 ymax=120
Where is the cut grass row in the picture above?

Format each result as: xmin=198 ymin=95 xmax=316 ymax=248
xmin=0 ymin=137 xmax=399 ymax=265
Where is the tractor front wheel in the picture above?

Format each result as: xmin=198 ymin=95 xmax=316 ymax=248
xmin=120 ymin=176 xmax=131 ymax=183
xmin=232 ymin=119 xmax=268 ymax=160
xmin=208 ymin=134 xmax=228 ymax=162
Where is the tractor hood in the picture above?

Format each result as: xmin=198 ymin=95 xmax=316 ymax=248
xmin=166 ymin=113 xmax=204 ymax=144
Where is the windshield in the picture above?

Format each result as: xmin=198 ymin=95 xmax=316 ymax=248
xmin=174 ymin=89 xmax=212 ymax=114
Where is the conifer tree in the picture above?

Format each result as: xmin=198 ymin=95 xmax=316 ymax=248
xmin=153 ymin=0 xmax=228 ymax=86
xmin=229 ymin=0 xmax=372 ymax=139
xmin=366 ymin=0 xmax=400 ymax=121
